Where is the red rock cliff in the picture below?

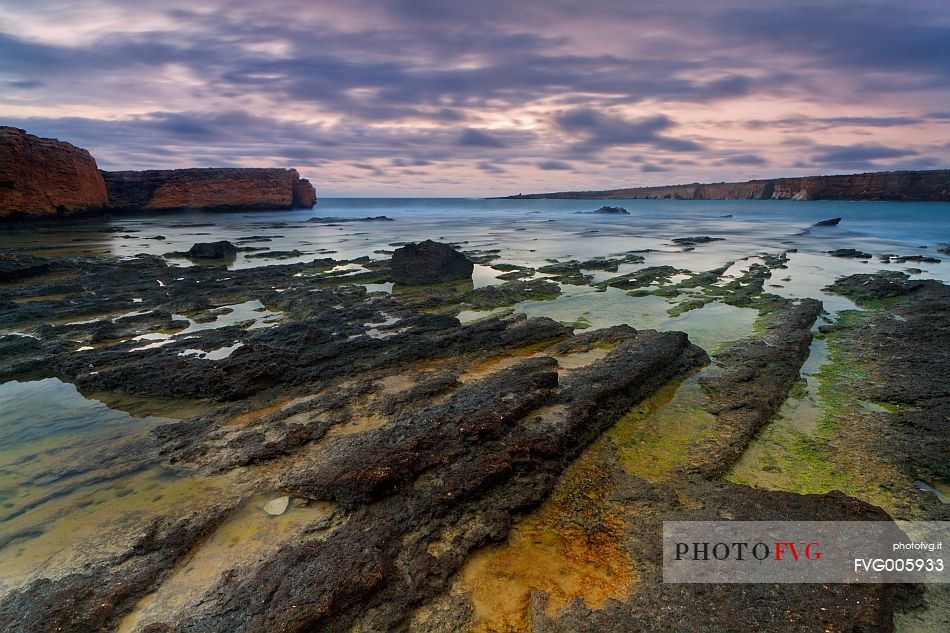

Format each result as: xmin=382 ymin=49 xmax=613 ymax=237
xmin=507 ymin=169 xmax=950 ymax=201
xmin=101 ymin=168 xmax=317 ymax=212
xmin=0 ymin=127 xmax=108 ymax=219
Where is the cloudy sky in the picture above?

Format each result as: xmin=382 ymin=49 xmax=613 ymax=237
xmin=2 ymin=0 xmax=948 ymax=196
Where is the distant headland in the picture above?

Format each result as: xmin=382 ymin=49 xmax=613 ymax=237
xmin=501 ymin=169 xmax=950 ymax=202
xmin=0 ymin=126 xmax=316 ymax=220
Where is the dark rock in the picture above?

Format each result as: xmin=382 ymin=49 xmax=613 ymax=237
xmin=390 ymin=240 xmax=474 ymax=285
xmin=185 ymin=241 xmax=238 ymax=260
xmin=828 ymin=248 xmax=872 ymax=258
xmin=593 ymin=206 xmax=629 ymax=215
xmin=879 ymin=254 xmax=941 ymax=264
xmin=671 ymin=236 xmax=724 ymax=246
xmin=0 ymin=253 xmax=54 ymax=281
xmin=813 ymin=217 xmax=842 ymax=226
xmin=307 ymin=216 xmax=393 ymax=223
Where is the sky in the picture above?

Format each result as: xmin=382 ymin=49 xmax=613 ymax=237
xmin=1 ymin=0 xmax=949 ymax=196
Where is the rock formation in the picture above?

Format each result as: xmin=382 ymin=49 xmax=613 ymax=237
xmin=505 ymin=169 xmax=950 ymax=201
xmin=390 ymin=240 xmax=475 ymax=285
xmin=101 ymin=168 xmax=316 ymax=212
xmin=0 ymin=127 xmax=317 ymax=220
xmin=183 ymin=241 xmax=238 ymax=259
xmin=0 ymin=127 xmax=108 ymax=219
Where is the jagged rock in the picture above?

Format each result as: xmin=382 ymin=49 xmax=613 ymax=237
xmin=0 ymin=253 xmax=54 ymax=281
xmin=594 ymin=205 xmax=629 ymax=214
xmin=814 ymin=217 xmax=842 ymax=226
xmin=390 ymin=240 xmax=474 ymax=285
xmin=0 ymin=127 xmax=108 ymax=219
xmin=102 ymin=168 xmax=316 ymax=212
xmin=185 ymin=241 xmax=238 ymax=259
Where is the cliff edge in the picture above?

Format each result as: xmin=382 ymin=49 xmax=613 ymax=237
xmin=0 ymin=127 xmax=317 ymax=220
xmin=101 ymin=168 xmax=317 ymax=212
xmin=0 ymin=127 xmax=108 ymax=219
xmin=504 ymin=169 xmax=950 ymax=202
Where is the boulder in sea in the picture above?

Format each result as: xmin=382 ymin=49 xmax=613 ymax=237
xmin=813 ymin=217 xmax=842 ymax=227
xmin=828 ymin=248 xmax=872 ymax=258
xmin=185 ymin=241 xmax=238 ymax=259
xmin=390 ymin=240 xmax=474 ymax=285
xmin=263 ymin=496 xmax=290 ymax=516
xmin=594 ymin=205 xmax=629 ymax=215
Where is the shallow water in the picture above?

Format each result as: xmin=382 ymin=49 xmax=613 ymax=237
xmin=0 ymin=379 xmax=220 ymax=592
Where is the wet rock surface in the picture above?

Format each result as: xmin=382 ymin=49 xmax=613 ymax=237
xmin=819 ymin=273 xmax=950 ymax=518
xmin=0 ymin=250 xmax=713 ymax=632
xmin=685 ymin=298 xmax=822 ymax=478
xmin=412 ymin=295 xmax=908 ymax=633
xmin=0 ymin=246 xmax=943 ymax=632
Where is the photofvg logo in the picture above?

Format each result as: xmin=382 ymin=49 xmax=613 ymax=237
xmin=673 ymin=540 xmax=822 ymax=562
xmin=662 ymin=521 xmax=948 ymax=584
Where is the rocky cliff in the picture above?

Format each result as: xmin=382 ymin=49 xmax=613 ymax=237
xmin=102 ymin=168 xmax=316 ymax=212
xmin=505 ymin=169 xmax=950 ymax=201
xmin=0 ymin=127 xmax=108 ymax=219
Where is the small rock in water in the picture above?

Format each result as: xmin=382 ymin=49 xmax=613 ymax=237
xmin=813 ymin=217 xmax=842 ymax=227
xmin=828 ymin=248 xmax=871 ymax=258
xmin=593 ymin=205 xmax=629 ymax=215
xmin=263 ymin=495 xmax=290 ymax=516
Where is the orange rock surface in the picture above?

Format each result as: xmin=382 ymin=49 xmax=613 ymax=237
xmin=0 ymin=127 xmax=108 ymax=218
xmin=102 ymin=168 xmax=316 ymax=212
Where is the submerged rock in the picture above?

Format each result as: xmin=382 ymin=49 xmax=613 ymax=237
xmin=671 ymin=236 xmax=724 ymax=246
xmin=306 ymin=216 xmax=393 ymax=223
xmin=828 ymin=248 xmax=872 ymax=258
xmin=813 ymin=217 xmax=842 ymax=226
xmin=593 ymin=205 xmax=629 ymax=215
xmin=390 ymin=240 xmax=474 ymax=285
xmin=263 ymin=496 xmax=290 ymax=516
